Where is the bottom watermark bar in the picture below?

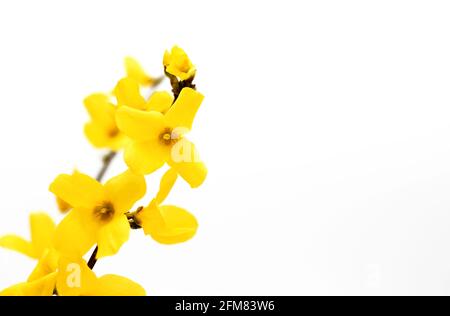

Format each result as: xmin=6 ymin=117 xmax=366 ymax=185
xmin=0 ymin=296 xmax=302 ymax=314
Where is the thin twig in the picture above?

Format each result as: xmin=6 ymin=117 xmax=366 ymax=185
xmin=164 ymin=68 xmax=196 ymax=102
xmin=152 ymin=75 xmax=165 ymax=88
xmin=87 ymin=246 xmax=98 ymax=269
xmin=96 ymin=151 xmax=117 ymax=182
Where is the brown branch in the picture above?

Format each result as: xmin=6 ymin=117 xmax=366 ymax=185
xmin=164 ymin=68 xmax=196 ymax=102
xmin=151 ymin=75 xmax=165 ymax=88
xmin=87 ymin=246 xmax=98 ymax=269
xmin=96 ymin=151 xmax=117 ymax=182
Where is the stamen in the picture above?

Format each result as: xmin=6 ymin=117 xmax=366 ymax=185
xmin=159 ymin=127 xmax=178 ymax=145
xmin=108 ymin=128 xmax=119 ymax=138
xmin=93 ymin=202 xmax=115 ymax=222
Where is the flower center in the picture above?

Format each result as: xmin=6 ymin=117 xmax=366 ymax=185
xmin=108 ymin=127 xmax=120 ymax=138
xmin=93 ymin=202 xmax=115 ymax=222
xmin=159 ymin=127 xmax=179 ymax=146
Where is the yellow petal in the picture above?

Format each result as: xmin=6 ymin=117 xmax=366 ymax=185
xmin=164 ymin=46 xmax=196 ymax=80
xmin=53 ymin=208 xmax=97 ymax=257
xmin=141 ymin=205 xmax=198 ymax=245
xmin=56 ymin=196 xmax=72 ymax=213
xmin=96 ymin=215 xmax=130 ymax=259
xmin=56 ymin=257 xmax=97 ymax=296
xmin=30 ymin=213 xmax=55 ymax=258
xmin=85 ymin=274 xmax=146 ymax=296
xmin=84 ymin=122 xmax=125 ymax=151
xmin=0 ymin=272 xmax=57 ymax=296
xmin=114 ymin=78 xmax=146 ymax=110
xmin=116 ymin=106 xmax=166 ymax=142
xmin=28 ymin=248 xmax=59 ymax=282
xmin=163 ymin=50 xmax=171 ymax=67
xmin=168 ymin=139 xmax=207 ymax=188
xmin=155 ymin=168 xmax=178 ymax=205
xmin=0 ymin=235 xmax=35 ymax=258
xmin=49 ymin=171 xmax=104 ymax=209
xmin=124 ymin=56 xmax=153 ymax=86
xmin=146 ymin=91 xmax=174 ymax=113
xmin=104 ymin=169 xmax=146 ymax=213
xmin=165 ymin=88 xmax=204 ymax=131
xmin=124 ymin=140 xmax=170 ymax=175
xmin=84 ymin=93 xmax=116 ymax=129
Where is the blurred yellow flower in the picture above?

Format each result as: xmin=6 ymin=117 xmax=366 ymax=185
xmin=0 ymin=213 xmax=55 ymax=260
xmin=116 ymin=87 xmax=207 ymax=188
xmin=164 ymin=46 xmax=196 ymax=81
xmin=0 ymin=213 xmax=60 ymax=284
xmin=84 ymin=93 xmax=129 ymax=151
xmin=49 ymin=170 xmax=146 ymax=259
xmin=0 ymin=272 xmax=57 ymax=296
xmin=137 ymin=168 xmax=198 ymax=244
xmin=1 ymin=256 xmax=145 ymax=296
xmin=124 ymin=56 xmax=155 ymax=87
xmin=56 ymin=257 xmax=145 ymax=296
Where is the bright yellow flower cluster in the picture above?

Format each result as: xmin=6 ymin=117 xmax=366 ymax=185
xmin=0 ymin=46 xmax=206 ymax=296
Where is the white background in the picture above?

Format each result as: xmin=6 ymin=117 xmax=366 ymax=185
xmin=0 ymin=0 xmax=450 ymax=296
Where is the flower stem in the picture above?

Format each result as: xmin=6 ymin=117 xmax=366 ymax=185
xmin=152 ymin=75 xmax=165 ymax=88
xmin=96 ymin=151 xmax=117 ymax=182
xmin=87 ymin=246 xmax=98 ymax=269
xmin=164 ymin=69 xmax=196 ymax=102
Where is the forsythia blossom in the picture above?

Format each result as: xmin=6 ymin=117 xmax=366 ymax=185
xmin=137 ymin=168 xmax=198 ymax=244
xmin=84 ymin=57 xmax=158 ymax=151
xmin=84 ymin=93 xmax=129 ymax=151
xmin=164 ymin=46 xmax=196 ymax=80
xmin=50 ymin=170 xmax=146 ymax=258
xmin=1 ymin=257 xmax=145 ymax=296
xmin=0 ymin=46 xmax=206 ymax=296
xmin=56 ymin=257 xmax=145 ymax=296
xmin=0 ymin=213 xmax=55 ymax=260
xmin=116 ymin=87 xmax=207 ymax=188
xmin=124 ymin=56 xmax=156 ymax=87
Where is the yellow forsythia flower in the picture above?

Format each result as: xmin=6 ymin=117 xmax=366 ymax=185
xmin=84 ymin=93 xmax=129 ymax=151
xmin=124 ymin=56 xmax=155 ymax=87
xmin=56 ymin=257 xmax=145 ymax=296
xmin=163 ymin=46 xmax=196 ymax=80
xmin=1 ymin=257 xmax=145 ymax=296
xmin=114 ymin=77 xmax=173 ymax=113
xmin=49 ymin=170 xmax=146 ymax=258
xmin=0 ymin=212 xmax=60 ymax=283
xmin=137 ymin=169 xmax=198 ymax=244
xmin=116 ymin=87 xmax=207 ymax=188
xmin=0 ymin=272 xmax=57 ymax=296
xmin=0 ymin=213 xmax=55 ymax=260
